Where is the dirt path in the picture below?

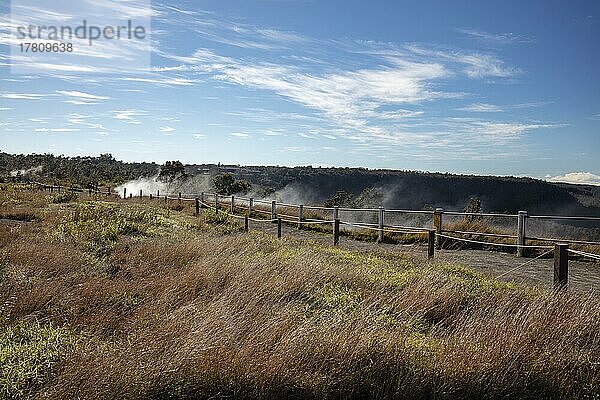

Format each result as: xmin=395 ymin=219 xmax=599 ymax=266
xmin=248 ymin=219 xmax=600 ymax=294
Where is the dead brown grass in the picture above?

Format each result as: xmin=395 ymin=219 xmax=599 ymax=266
xmin=1 ymin=185 xmax=599 ymax=399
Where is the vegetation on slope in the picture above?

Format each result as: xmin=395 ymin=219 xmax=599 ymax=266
xmin=2 ymin=152 xmax=599 ymax=217
xmin=0 ymin=184 xmax=599 ymax=399
xmin=0 ymin=152 xmax=157 ymax=187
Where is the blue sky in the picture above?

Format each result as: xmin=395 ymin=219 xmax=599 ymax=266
xmin=1 ymin=0 xmax=599 ymax=184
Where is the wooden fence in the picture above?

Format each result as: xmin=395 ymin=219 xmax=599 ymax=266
xmin=32 ymin=183 xmax=600 ymax=289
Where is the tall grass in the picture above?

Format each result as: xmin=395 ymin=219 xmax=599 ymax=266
xmin=1 ymin=184 xmax=599 ymax=399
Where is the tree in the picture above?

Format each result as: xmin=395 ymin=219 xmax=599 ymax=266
xmin=158 ymin=161 xmax=186 ymax=183
xmin=213 ymin=173 xmax=251 ymax=195
xmin=463 ymin=196 xmax=482 ymax=222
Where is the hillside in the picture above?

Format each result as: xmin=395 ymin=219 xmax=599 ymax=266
xmin=1 ymin=152 xmax=599 ymax=215
xmin=192 ymin=164 xmax=600 ymax=215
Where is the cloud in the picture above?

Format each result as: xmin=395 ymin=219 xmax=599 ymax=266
xmin=35 ymin=64 xmax=109 ymax=73
xmin=56 ymin=91 xmax=110 ymax=101
xmin=458 ymin=53 xmax=521 ymax=79
xmin=458 ymin=103 xmax=504 ymax=112
xmin=113 ymin=110 xmax=147 ymax=124
xmin=192 ymin=134 xmax=205 ymax=139
xmin=57 ymin=91 xmax=110 ymax=105
xmin=120 ymin=77 xmax=197 ymax=86
xmin=177 ymin=49 xmax=454 ymax=141
xmin=160 ymin=127 xmax=176 ymax=132
xmin=230 ymin=132 xmax=250 ymax=138
xmin=35 ymin=128 xmax=79 ymax=132
xmin=548 ymin=172 xmax=600 ymax=186
xmin=457 ymin=28 xmax=534 ymax=44
xmin=441 ymin=118 xmax=555 ymax=140
xmin=1 ymin=93 xmax=49 ymax=100
xmin=165 ymin=45 xmax=544 ymax=154
xmin=406 ymin=45 xmax=521 ymax=79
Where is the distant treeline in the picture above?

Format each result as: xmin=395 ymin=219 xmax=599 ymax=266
xmin=0 ymin=152 xmax=158 ymax=187
xmin=1 ymin=152 xmax=598 ymax=215
xmin=194 ymin=164 xmax=600 ymax=215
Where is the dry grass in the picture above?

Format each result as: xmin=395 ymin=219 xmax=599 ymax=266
xmin=1 ymin=184 xmax=599 ymax=399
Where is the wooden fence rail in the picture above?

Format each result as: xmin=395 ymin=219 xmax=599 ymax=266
xmin=28 ymin=182 xmax=600 ymax=289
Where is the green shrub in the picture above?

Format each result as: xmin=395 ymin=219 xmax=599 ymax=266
xmin=48 ymin=191 xmax=78 ymax=204
xmin=56 ymin=202 xmax=163 ymax=247
xmin=0 ymin=322 xmax=79 ymax=399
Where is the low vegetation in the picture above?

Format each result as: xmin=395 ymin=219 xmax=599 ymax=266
xmin=1 ymin=184 xmax=599 ymax=399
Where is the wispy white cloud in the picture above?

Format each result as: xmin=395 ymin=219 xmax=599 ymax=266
xmin=406 ymin=45 xmax=522 ymax=79
xmin=120 ymin=77 xmax=197 ymax=86
xmin=35 ymin=64 xmax=109 ymax=73
xmin=176 ymin=49 xmax=454 ymax=141
xmin=457 ymin=28 xmax=534 ymax=44
xmin=458 ymin=103 xmax=504 ymax=112
xmin=548 ymin=172 xmax=600 ymax=186
xmin=35 ymin=127 xmax=79 ymax=132
xmin=459 ymin=53 xmax=521 ymax=79
xmin=283 ymin=146 xmax=308 ymax=153
xmin=113 ymin=110 xmax=147 ymax=124
xmin=512 ymin=101 xmax=552 ymax=109
xmin=160 ymin=126 xmax=176 ymax=132
xmin=230 ymin=132 xmax=250 ymax=139
xmin=1 ymin=93 xmax=50 ymax=100
xmin=57 ymin=90 xmax=110 ymax=101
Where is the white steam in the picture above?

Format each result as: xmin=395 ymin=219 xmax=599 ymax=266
xmin=10 ymin=165 xmax=43 ymax=177
xmin=115 ymin=174 xmax=212 ymax=198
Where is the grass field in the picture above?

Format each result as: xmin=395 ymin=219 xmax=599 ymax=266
xmin=1 ymin=184 xmax=599 ymax=399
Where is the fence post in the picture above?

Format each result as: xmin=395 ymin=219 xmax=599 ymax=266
xmin=244 ymin=216 xmax=249 ymax=232
xmin=333 ymin=206 xmax=339 ymax=221
xmin=271 ymin=200 xmax=277 ymax=221
xmin=164 ymin=195 xmax=167 ymax=204
xmin=517 ymin=211 xmax=528 ymax=257
xmin=298 ymin=204 xmax=304 ymax=229
xmin=428 ymin=229 xmax=435 ymax=260
xmin=249 ymin=198 xmax=254 ymax=216
xmin=434 ymin=208 xmax=443 ymax=250
xmin=150 ymin=194 xmax=153 ymax=200
xmin=157 ymin=189 xmax=160 ymax=197
xmin=140 ymin=189 xmax=143 ymax=198
xmin=277 ymin=218 xmax=282 ymax=238
xmin=378 ymin=207 xmax=385 ymax=243
xmin=123 ymin=188 xmax=127 ymax=198
xmin=554 ymin=243 xmax=568 ymax=290
xmin=178 ymin=192 xmax=182 ymax=205
xmin=129 ymin=193 xmax=132 ymax=199
xmin=333 ymin=218 xmax=340 ymax=246
xmin=195 ymin=197 xmax=200 ymax=216
xmin=231 ymin=195 xmax=235 ymax=213
xmin=200 ymin=192 xmax=205 ymax=208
